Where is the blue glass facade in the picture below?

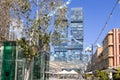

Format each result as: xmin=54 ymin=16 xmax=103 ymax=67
xmin=53 ymin=8 xmax=84 ymax=63
xmin=53 ymin=8 xmax=68 ymax=61
xmin=68 ymin=8 xmax=84 ymax=62
xmin=54 ymin=27 xmax=68 ymax=61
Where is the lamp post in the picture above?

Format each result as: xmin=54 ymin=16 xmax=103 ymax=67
xmin=85 ymin=44 xmax=100 ymax=72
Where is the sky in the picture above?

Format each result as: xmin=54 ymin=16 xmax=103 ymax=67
xmin=13 ymin=0 xmax=120 ymax=54
xmin=68 ymin=0 xmax=120 ymax=48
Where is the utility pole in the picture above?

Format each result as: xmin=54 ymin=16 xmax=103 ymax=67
xmin=91 ymin=44 xmax=94 ymax=72
xmin=85 ymin=44 xmax=100 ymax=72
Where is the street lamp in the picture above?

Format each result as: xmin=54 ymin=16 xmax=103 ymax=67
xmin=85 ymin=44 xmax=100 ymax=72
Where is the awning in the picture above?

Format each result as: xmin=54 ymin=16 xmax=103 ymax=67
xmin=69 ymin=70 xmax=78 ymax=74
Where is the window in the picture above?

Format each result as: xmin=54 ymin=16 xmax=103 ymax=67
xmin=119 ymin=33 xmax=120 ymax=43
xmin=102 ymin=48 xmax=108 ymax=55
xmin=71 ymin=23 xmax=83 ymax=28
xmin=119 ymin=57 xmax=120 ymax=65
xmin=119 ymin=46 xmax=120 ymax=55
xmin=103 ymin=37 xmax=108 ymax=49
xmin=71 ymin=9 xmax=83 ymax=21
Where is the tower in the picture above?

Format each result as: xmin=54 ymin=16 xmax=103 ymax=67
xmin=68 ymin=8 xmax=84 ymax=62
xmin=54 ymin=6 xmax=68 ymax=61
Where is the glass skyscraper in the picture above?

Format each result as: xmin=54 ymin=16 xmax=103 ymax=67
xmin=67 ymin=8 xmax=84 ymax=62
xmin=53 ymin=8 xmax=84 ymax=63
xmin=53 ymin=7 xmax=68 ymax=61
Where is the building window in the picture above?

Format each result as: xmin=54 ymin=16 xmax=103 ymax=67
xmin=103 ymin=37 xmax=108 ymax=47
xmin=119 ymin=33 xmax=120 ymax=43
xmin=119 ymin=57 xmax=120 ymax=65
xmin=102 ymin=48 xmax=108 ymax=55
xmin=119 ymin=46 xmax=120 ymax=55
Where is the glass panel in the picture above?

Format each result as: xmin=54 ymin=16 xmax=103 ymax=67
xmin=1 ymin=42 xmax=16 ymax=80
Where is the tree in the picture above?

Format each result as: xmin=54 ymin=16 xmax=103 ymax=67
xmin=96 ymin=70 xmax=109 ymax=80
xmin=0 ymin=0 xmax=31 ymax=40
xmin=0 ymin=0 xmax=69 ymax=80
xmin=0 ymin=0 xmax=67 ymax=80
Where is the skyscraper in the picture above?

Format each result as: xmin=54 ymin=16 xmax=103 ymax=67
xmin=53 ymin=7 xmax=68 ymax=61
xmin=53 ymin=8 xmax=84 ymax=63
xmin=87 ymin=28 xmax=120 ymax=71
xmin=67 ymin=8 xmax=84 ymax=62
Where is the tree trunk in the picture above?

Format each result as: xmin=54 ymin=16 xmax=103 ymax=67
xmin=24 ymin=58 xmax=34 ymax=80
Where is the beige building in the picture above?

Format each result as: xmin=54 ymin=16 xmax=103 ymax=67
xmin=87 ymin=28 xmax=120 ymax=71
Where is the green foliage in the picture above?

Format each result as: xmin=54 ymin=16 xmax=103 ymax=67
xmin=54 ymin=6 xmax=68 ymax=28
xmin=51 ymin=31 xmax=61 ymax=46
xmin=0 ymin=0 xmax=31 ymax=15
xmin=17 ymin=32 xmax=50 ymax=61
xmin=96 ymin=70 xmax=109 ymax=80
xmin=1 ymin=0 xmax=68 ymax=62
xmin=17 ymin=37 xmax=38 ymax=61
xmin=114 ymin=67 xmax=120 ymax=79
xmin=84 ymin=73 xmax=94 ymax=80
xmin=20 ymin=1 xmax=31 ymax=13
xmin=39 ymin=33 xmax=50 ymax=51
xmin=50 ymin=1 xmax=55 ymax=6
xmin=85 ymin=73 xmax=92 ymax=77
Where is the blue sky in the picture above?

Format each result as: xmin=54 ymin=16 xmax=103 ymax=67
xmin=68 ymin=0 xmax=120 ymax=47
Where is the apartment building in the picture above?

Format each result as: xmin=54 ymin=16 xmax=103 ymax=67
xmin=87 ymin=28 xmax=120 ymax=71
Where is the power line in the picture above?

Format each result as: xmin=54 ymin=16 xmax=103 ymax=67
xmin=94 ymin=0 xmax=119 ymax=44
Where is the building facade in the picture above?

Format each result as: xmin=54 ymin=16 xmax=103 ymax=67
xmin=0 ymin=41 xmax=49 ymax=80
xmin=53 ymin=7 xmax=68 ymax=61
xmin=87 ymin=28 xmax=120 ymax=71
xmin=67 ymin=8 xmax=84 ymax=62
xmin=87 ymin=47 xmax=103 ymax=71
xmin=53 ymin=8 xmax=84 ymax=62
